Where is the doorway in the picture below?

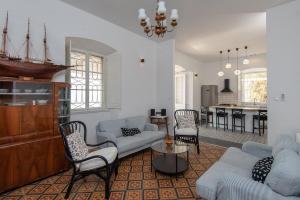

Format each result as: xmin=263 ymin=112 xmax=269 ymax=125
xmin=174 ymin=65 xmax=193 ymax=111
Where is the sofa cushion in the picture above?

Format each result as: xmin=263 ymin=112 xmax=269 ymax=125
xmin=116 ymin=131 xmax=165 ymax=154
xmin=126 ymin=116 xmax=147 ymax=132
xmin=252 ymin=156 xmax=274 ymax=183
xmin=175 ymin=128 xmax=197 ymax=135
xmin=79 ymin=147 xmax=118 ymax=171
xmin=98 ymin=119 xmax=126 ymax=138
xmin=265 ymin=149 xmax=300 ymax=196
xmin=121 ymin=128 xmax=141 ymax=137
xmin=220 ymin=147 xmax=260 ymax=174
xmin=272 ymin=135 xmax=298 ymax=157
xmin=196 ymin=161 xmax=250 ymax=200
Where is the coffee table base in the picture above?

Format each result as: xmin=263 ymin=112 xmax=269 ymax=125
xmin=152 ymin=154 xmax=188 ymax=175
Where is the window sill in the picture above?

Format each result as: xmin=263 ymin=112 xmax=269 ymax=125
xmin=71 ymin=108 xmax=110 ymax=115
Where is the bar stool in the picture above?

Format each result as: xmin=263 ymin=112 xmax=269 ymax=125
xmin=200 ymin=106 xmax=214 ymax=127
xmin=231 ymin=109 xmax=246 ymax=133
xmin=253 ymin=110 xmax=267 ymax=136
xmin=216 ymin=107 xmax=228 ymax=131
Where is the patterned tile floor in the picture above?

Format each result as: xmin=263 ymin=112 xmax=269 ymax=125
xmin=0 ymin=143 xmax=226 ymax=200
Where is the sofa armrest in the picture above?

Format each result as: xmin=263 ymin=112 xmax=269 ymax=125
xmin=217 ymin=174 xmax=288 ymax=200
xmin=96 ymin=131 xmax=117 ymax=147
xmin=242 ymin=141 xmax=272 ymax=158
xmin=144 ymin=123 xmax=158 ymax=131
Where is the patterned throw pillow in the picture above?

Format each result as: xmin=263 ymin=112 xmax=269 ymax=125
xmin=252 ymin=156 xmax=274 ymax=183
xmin=121 ymin=128 xmax=141 ymax=137
xmin=66 ymin=131 xmax=89 ymax=161
xmin=177 ymin=114 xmax=196 ymax=129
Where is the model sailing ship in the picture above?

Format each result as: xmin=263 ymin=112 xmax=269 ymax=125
xmin=0 ymin=13 xmax=71 ymax=80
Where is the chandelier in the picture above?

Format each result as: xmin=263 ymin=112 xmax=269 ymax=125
xmin=138 ymin=0 xmax=179 ymax=38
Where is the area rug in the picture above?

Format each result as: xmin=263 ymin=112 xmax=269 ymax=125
xmin=0 ymin=143 xmax=226 ymax=200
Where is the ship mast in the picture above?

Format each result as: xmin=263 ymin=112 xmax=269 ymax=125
xmin=43 ymin=24 xmax=49 ymax=63
xmin=24 ymin=18 xmax=30 ymax=62
xmin=0 ymin=12 xmax=8 ymax=57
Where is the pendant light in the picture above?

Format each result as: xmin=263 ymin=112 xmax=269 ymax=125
xmin=234 ymin=48 xmax=241 ymax=76
xmin=218 ymin=50 xmax=224 ymax=77
xmin=225 ymin=49 xmax=232 ymax=69
xmin=243 ymin=46 xmax=250 ymax=65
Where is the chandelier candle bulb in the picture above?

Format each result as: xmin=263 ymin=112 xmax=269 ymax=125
xmin=171 ymin=9 xmax=178 ymax=20
xmin=157 ymin=1 xmax=167 ymax=14
xmin=138 ymin=8 xmax=147 ymax=20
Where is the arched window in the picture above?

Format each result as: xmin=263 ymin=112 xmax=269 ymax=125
xmin=239 ymin=68 xmax=267 ymax=104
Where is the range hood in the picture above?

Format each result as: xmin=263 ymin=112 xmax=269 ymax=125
xmin=221 ymin=79 xmax=233 ymax=93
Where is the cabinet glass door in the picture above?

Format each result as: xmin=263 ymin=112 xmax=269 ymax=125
xmin=57 ymin=86 xmax=70 ymax=125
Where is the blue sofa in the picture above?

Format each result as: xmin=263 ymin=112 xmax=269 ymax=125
xmin=196 ymin=135 xmax=300 ymax=200
xmin=96 ymin=116 xmax=166 ymax=158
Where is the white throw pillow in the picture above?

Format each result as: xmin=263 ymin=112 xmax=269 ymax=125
xmin=66 ymin=131 xmax=89 ymax=161
xmin=177 ymin=114 xmax=196 ymax=129
xmin=272 ymin=135 xmax=298 ymax=157
xmin=265 ymin=149 xmax=300 ymax=196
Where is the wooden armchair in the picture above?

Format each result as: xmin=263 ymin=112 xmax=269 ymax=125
xmin=174 ymin=109 xmax=200 ymax=154
xmin=59 ymin=121 xmax=119 ymax=199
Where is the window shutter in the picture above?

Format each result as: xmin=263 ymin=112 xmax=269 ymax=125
xmin=106 ymin=52 xmax=121 ymax=109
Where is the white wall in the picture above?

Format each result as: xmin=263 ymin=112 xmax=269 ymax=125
xmin=201 ymin=54 xmax=267 ymax=104
xmin=267 ymin=1 xmax=300 ymax=145
xmin=1 ymin=0 xmax=158 ymax=143
xmin=175 ymin=51 xmax=203 ymax=111
xmin=156 ymin=40 xmax=175 ymax=132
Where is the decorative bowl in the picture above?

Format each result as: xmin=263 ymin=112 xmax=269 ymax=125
xmin=0 ymin=89 xmax=9 ymax=93
xmin=37 ymin=100 xmax=48 ymax=105
xmin=35 ymin=89 xmax=48 ymax=93
xmin=12 ymin=89 xmax=21 ymax=93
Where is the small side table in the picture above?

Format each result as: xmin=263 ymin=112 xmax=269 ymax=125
xmin=150 ymin=116 xmax=169 ymax=135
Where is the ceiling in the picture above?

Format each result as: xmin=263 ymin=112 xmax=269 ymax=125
xmin=61 ymin=0 xmax=292 ymax=62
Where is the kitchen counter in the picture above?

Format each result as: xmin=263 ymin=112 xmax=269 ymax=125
xmin=210 ymin=105 xmax=267 ymax=111
xmin=207 ymin=105 xmax=267 ymax=132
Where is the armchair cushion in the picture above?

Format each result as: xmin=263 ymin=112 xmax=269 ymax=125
xmin=79 ymin=147 xmax=118 ymax=171
xmin=176 ymin=114 xmax=196 ymax=129
xmin=265 ymin=149 xmax=300 ymax=196
xmin=66 ymin=131 xmax=89 ymax=161
xmin=175 ymin=128 xmax=197 ymax=136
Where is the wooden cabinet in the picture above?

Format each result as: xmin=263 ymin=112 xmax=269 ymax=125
xmin=0 ymin=80 xmax=70 ymax=193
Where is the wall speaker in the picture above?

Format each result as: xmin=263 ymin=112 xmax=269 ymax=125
xmin=161 ymin=109 xmax=166 ymax=116
xmin=150 ymin=109 xmax=156 ymax=116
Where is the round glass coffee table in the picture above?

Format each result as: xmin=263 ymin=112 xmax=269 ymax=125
xmin=151 ymin=140 xmax=190 ymax=177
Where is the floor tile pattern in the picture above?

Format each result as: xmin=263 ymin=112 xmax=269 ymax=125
xmin=0 ymin=143 xmax=226 ymax=200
